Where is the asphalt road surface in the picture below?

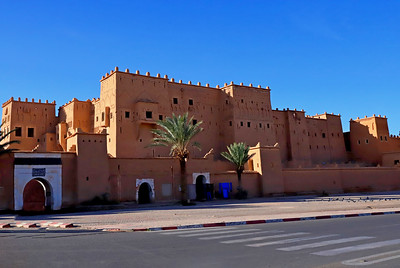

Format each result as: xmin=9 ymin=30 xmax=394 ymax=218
xmin=1 ymin=214 xmax=400 ymax=267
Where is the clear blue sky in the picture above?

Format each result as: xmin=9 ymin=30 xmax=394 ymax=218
xmin=1 ymin=1 xmax=399 ymax=132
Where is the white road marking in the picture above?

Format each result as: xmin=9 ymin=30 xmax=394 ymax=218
xmin=159 ymin=227 xmax=237 ymax=235
xmin=278 ymin=236 xmax=374 ymax=252
xmin=312 ymin=239 xmax=400 ymax=256
xmin=180 ymin=228 xmax=260 ymax=237
xmin=247 ymin=234 xmax=338 ymax=248
xmin=199 ymin=230 xmax=283 ymax=240
xmin=342 ymin=249 xmax=400 ymax=266
xmin=221 ymin=232 xmax=309 ymax=244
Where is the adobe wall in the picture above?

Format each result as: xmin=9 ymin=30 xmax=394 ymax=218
xmin=61 ymin=153 xmax=77 ymax=207
xmin=73 ymin=133 xmax=110 ymax=203
xmin=282 ymin=167 xmax=400 ymax=194
xmin=349 ymin=116 xmax=400 ymax=164
xmin=1 ymin=98 xmax=57 ymax=151
xmin=0 ymin=154 xmax=14 ymax=210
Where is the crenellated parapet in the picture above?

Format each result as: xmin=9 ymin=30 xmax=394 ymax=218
xmin=99 ymin=66 xmax=271 ymax=91
xmin=2 ymin=97 xmax=56 ymax=108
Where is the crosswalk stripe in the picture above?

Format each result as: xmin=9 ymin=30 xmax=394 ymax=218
xmin=159 ymin=227 xmax=237 ymax=235
xmin=278 ymin=236 xmax=374 ymax=252
xmin=247 ymin=234 xmax=338 ymax=248
xmin=221 ymin=232 xmax=309 ymax=244
xmin=312 ymin=239 xmax=400 ymax=256
xmin=342 ymin=249 xmax=400 ymax=266
xmin=179 ymin=228 xmax=260 ymax=237
xmin=199 ymin=230 xmax=284 ymax=240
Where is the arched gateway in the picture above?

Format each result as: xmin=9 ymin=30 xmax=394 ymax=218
xmin=14 ymin=153 xmax=62 ymax=211
xmin=23 ymin=178 xmax=52 ymax=211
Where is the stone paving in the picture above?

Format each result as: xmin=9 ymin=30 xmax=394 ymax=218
xmin=1 ymin=192 xmax=400 ymax=230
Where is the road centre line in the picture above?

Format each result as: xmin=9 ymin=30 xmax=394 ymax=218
xmin=312 ymin=239 xmax=400 ymax=256
xmin=246 ymin=234 xmax=338 ymax=248
xmin=198 ymin=230 xmax=283 ymax=240
xmin=159 ymin=227 xmax=237 ymax=234
xmin=221 ymin=232 xmax=309 ymax=244
xmin=277 ymin=236 xmax=374 ymax=252
xmin=179 ymin=228 xmax=260 ymax=237
xmin=342 ymin=249 xmax=400 ymax=266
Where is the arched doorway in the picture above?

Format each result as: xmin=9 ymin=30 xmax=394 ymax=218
xmin=138 ymin=182 xmax=152 ymax=204
xmin=196 ymin=175 xmax=206 ymax=201
xmin=22 ymin=178 xmax=52 ymax=211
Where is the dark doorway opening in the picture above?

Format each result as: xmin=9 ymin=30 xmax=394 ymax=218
xmin=196 ymin=175 xmax=206 ymax=201
xmin=138 ymin=182 xmax=152 ymax=204
xmin=23 ymin=178 xmax=52 ymax=211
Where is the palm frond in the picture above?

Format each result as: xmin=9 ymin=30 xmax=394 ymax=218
xmin=150 ymin=113 xmax=203 ymax=159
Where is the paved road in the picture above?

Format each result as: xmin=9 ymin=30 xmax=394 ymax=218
xmin=1 ymin=214 xmax=400 ymax=267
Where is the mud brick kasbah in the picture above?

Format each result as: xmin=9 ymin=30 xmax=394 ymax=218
xmin=1 ymin=67 xmax=400 ymax=211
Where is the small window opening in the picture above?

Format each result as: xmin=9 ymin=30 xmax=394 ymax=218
xmin=15 ymin=127 xmax=22 ymax=137
xmin=146 ymin=111 xmax=153 ymax=119
xmin=322 ymin=133 xmax=326 ymax=138
xmin=125 ymin=111 xmax=130 ymax=118
xmin=247 ymin=122 xmax=251 ymax=128
xmin=28 ymin=128 xmax=34 ymax=137
xmin=365 ymin=139 xmax=369 ymax=144
xmin=229 ymin=121 xmax=232 ymax=126
xmin=267 ymin=124 xmax=270 ymax=128
xmin=259 ymin=123 xmax=262 ymax=128
xmin=240 ymin=122 xmax=243 ymax=127
xmin=358 ymin=140 xmax=361 ymax=145
xmin=159 ymin=115 xmax=163 ymax=120
xmin=385 ymin=136 xmax=388 ymax=141
xmin=188 ymin=99 xmax=193 ymax=105
xmin=192 ymin=119 xmax=197 ymax=125
xmin=101 ymin=112 xmax=105 ymax=121
xmin=173 ymin=98 xmax=178 ymax=104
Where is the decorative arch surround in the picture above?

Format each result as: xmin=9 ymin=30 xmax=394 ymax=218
xmin=135 ymin=178 xmax=155 ymax=201
xmin=14 ymin=153 xmax=62 ymax=210
xmin=192 ymin=172 xmax=210 ymax=184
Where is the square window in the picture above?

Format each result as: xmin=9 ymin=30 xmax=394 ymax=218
xmin=125 ymin=111 xmax=130 ymax=118
xmin=146 ymin=111 xmax=153 ymax=119
xmin=159 ymin=115 xmax=163 ymax=120
xmin=192 ymin=119 xmax=197 ymax=125
xmin=247 ymin=122 xmax=251 ymax=127
xmin=173 ymin=98 xmax=178 ymax=104
xmin=322 ymin=133 xmax=326 ymax=138
xmin=15 ymin=127 xmax=22 ymax=137
xmin=28 ymin=128 xmax=34 ymax=137
xmin=189 ymin=99 xmax=193 ymax=105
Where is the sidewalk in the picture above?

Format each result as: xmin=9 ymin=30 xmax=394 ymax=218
xmin=1 ymin=192 xmax=400 ymax=231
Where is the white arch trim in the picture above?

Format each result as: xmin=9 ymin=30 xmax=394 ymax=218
xmin=136 ymin=178 xmax=155 ymax=201
xmin=192 ymin=172 xmax=210 ymax=184
xmin=14 ymin=153 xmax=62 ymax=211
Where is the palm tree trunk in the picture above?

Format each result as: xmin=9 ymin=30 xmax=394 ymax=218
xmin=179 ymin=158 xmax=187 ymax=203
xmin=237 ymin=170 xmax=242 ymax=191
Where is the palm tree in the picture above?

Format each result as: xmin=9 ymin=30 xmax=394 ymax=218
xmin=0 ymin=122 xmax=19 ymax=156
xmin=150 ymin=113 xmax=203 ymax=204
xmin=221 ymin=142 xmax=255 ymax=198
